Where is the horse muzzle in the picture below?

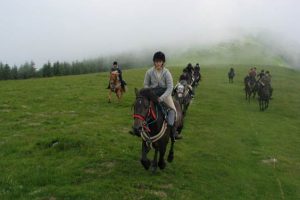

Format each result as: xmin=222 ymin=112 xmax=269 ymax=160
xmin=131 ymin=126 xmax=142 ymax=137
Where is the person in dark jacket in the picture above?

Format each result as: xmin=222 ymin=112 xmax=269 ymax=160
xmin=107 ymin=61 xmax=126 ymax=90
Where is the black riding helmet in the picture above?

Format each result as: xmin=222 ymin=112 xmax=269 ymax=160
xmin=153 ymin=51 xmax=165 ymax=62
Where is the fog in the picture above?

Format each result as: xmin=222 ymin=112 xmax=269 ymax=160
xmin=0 ymin=0 xmax=299 ymax=67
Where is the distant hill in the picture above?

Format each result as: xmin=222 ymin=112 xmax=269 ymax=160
xmin=167 ymin=36 xmax=291 ymax=67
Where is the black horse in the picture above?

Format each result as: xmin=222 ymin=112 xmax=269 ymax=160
xmin=132 ymin=88 xmax=183 ymax=172
xmin=228 ymin=68 xmax=235 ymax=83
xmin=182 ymin=69 xmax=193 ymax=85
xmin=192 ymin=70 xmax=201 ymax=87
xmin=244 ymin=76 xmax=257 ymax=103
xmin=257 ymin=82 xmax=271 ymax=111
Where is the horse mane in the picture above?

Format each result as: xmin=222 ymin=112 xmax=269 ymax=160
xmin=139 ymin=88 xmax=158 ymax=103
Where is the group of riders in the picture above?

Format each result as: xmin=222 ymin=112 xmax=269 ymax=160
xmin=244 ymin=67 xmax=273 ymax=98
xmin=227 ymin=66 xmax=273 ymax=111
xmin=107 ymin=51 xmax=201 ymax=140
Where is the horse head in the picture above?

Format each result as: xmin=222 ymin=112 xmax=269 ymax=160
xmin=175 ymin=82 xmax=185 ymax=98
xmin=110 ymin=71 xmax=119 ymax=83
xmin=132 ymin=88 xmax=158 ymax=136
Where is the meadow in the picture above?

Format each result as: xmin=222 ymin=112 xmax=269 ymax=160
xmin=0 ymin=65 xmax=299 ymax=199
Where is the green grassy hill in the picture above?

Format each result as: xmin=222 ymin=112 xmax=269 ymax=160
xmin=0 ymin=65 xmax=299 ymax=199
xmin=168 ymin=37 xmax=290 ymax=67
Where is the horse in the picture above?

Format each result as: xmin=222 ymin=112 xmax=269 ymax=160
xmin=108 ymin=71 xmax=125 ymax=103
xmin=257 ymin=82 xmax=271 ymax=111
xmin=132 ymin=88 xmax=183 ymax=172
xmin=228 ymin=68 xmax=235 ymax=83
xmin=244 ymin=76 xmax=257 ymax=103
xmin=192 ymin=70 xmax=201 ymax=87
xmin=173 ymin=80 xmax=192 ymax=116
xmin=182 ymin=70 xmax=193 ymax=86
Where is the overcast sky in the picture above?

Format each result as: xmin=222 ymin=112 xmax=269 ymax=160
xmin=0 ymin=0 xmax=299 ymax=66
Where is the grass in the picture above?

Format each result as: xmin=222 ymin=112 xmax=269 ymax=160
xmin=0 ymin=65 xmax=299 ymax=199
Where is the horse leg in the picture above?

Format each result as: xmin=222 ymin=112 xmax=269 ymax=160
xmin=158 ymin=145 xmax=167 ymax=170
xmin=117 ymin=90 xmax=121 ymax=103
xmin=108 ymin=90 xmax=112 ymax=103
xmin=140 ymin=141 xmax=151 ymax=170
xmin=167 ymin=137 xmax=175 ymax=163
xmin=151 ymin=148 xmax=158 ymax=173
xmin=266 ymin=99 xmax=269 ymax=110
xmin=259 ymin=99 xmax=262 ymax=111
xmin=248 ymin=92 xmax=251 ymax=103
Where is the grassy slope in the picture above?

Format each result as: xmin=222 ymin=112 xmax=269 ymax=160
xmin=169 ymin=37 xmax=290 ymax=67
xmin=0 ymin=65 xmax=299 ymax=200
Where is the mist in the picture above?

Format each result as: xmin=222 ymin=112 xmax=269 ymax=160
xmin=0 ymin=0 xmax=299 ymax=67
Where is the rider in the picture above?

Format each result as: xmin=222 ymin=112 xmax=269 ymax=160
xmin=259 ymin=70 xmax=273 ymax=99
xmin=248 ymin=67 xmax=257 ymax=83
xmin=265 ymin=71 xmax=273 ymax=99
xmin=107 ymin=61 xmax=126 ymax=90
xmin=257 ymin=69 xmax=265 ymax=80
xmin=228 ymin=67 xmax=235 ymax=76
xmin=185 ymin=63 xmax=194 ymax=75
xmin=194 ymin=63 xmax=200 ymax=72
xmin=144 ymin=51 xmax=181 ymax=139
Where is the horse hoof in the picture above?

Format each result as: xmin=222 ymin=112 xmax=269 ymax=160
xmin=158 ymin=160 xmax=166 ymax=169
xmin=167 ymin=152 xmax=174 ymax=163
xmin=151 ymin=163 xmax=158 ymax=173
xmin=141 ymin=159 xmax=151 ymax=170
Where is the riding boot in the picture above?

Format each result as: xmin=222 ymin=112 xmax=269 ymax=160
xmin=168 ymin=125 xmax=182 ymax=140
xmin=189 ymin=90 xmax=195 ymax=98
xmin=107 ymin=82 xmax=110 ymax=89
xmin=167 ymin=110 xmax=182 ymax=140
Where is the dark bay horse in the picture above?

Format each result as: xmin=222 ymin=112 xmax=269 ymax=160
xmin=182 ymin=68 xmax=193 ymax=86
xmin=228 ymin=68 xmax=235 ymax=83
xmin=108 ymin=71 xmax=125 ymax=103
xmin=257 ymin=82 xmax=271 ymax=111
xmin=132 ymin=88 xmax=183 ymax=172
xmin=244 ymin=76 xmax=257 ymax=103
xmin=192 ymin=70 xmax=201 ymax=87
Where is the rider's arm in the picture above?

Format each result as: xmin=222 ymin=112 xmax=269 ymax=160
xmin=144 ymin=69 xmax=151 ymax=88
xmin=159 ymin=70 xmax=173 ymax=101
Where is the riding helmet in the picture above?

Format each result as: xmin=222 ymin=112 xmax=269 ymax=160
xmin=113 ymin=61 xmax=118 ymax=65
xmin=153 ymin=51 xmax=165 ymax=62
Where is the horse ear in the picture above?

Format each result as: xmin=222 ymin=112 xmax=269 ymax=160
xmin=134 ymin=88 xmax=139 ymax=97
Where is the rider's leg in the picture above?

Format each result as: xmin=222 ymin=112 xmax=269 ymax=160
xmin=187 ymin=85 xmax=194 ymax=97
xmin=162 ymin=96 xmax=182 ymax=139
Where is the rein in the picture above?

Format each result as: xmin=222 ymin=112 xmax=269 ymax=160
xmin=133 ymin=99 xmax=167 ymax=148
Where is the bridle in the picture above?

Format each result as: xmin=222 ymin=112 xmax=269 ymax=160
xmin=133 ymin=96 xmax=157 ymax=132
xmin=133 ymin=96 xmax=167 ymax=147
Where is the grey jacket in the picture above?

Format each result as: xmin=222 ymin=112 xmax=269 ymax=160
xmin=144 ymin=67 xmax=173 ymax=101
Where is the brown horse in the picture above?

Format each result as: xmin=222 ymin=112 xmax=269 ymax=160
xmin=108 ymin=71 xmax=125 ymax=103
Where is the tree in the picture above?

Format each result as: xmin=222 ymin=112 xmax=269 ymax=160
xmin=42 ymin=61 xmax=53 ymax=77
xmin=3 ymin=64 xmax=11 ymax=80
xmin=11 ymin=65 xmax=18 ymax=79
